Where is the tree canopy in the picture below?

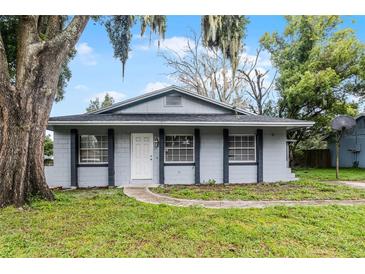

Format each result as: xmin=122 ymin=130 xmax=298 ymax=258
xmin=0 ymin=16 xmax=74 ymax=102
xmin=86 ymin=93 xmax=115 ymax=113
xmin=44 ymin=135 xmax=53 ymax=157
xmin=260 ymin=16 xmax=365 ymax=148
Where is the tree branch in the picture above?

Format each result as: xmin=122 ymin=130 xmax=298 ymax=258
xmin=37 ymin=16 xmax=64 ymax=40
xmin=49 ymin=16 xmax=89 ymax=54
xmin=16 ymin=16 xmax=41 ymax=89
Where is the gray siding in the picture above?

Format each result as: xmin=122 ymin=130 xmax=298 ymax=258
xmin=165 ymin=166 xmax=195 ymax=184
xmin=45 ymin=129 xmax=71 ymax=188
xmin=263 ymin=128 xmax=295 ymax=182
xmin=46 ymin=125 xmax=296 ymax=187
xmin=200 ymin=127 xmax=223 ymax=183
xmin=328 ymin=117 xmax=365 ymax=168
xmin=78 ymin=167 xmax=108 ymax=187
xmin=229 ymin=166 xmax=257 ymax=183
xmin=114 ymin=93 xmax=231 ymax=114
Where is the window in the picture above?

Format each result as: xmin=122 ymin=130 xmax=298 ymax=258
xmin=165 ymin=135 xmax=194 ymax=163
xmin=229 ymin=135 xmax=256 ymax=162
xmin=79 ymin=135 xmax=108 ymax=164
xmin=165 ymin=95 xmax=182 ymax=106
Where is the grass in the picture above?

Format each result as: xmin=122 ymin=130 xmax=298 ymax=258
xmin=1 ymin=189 xmax=365 ymax=258
xmin=294 ymin=167 xmax=365 ymax=181
xmin=151 ymin=180 xmax=365 ymax=201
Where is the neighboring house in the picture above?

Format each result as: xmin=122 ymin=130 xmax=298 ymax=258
xmin=328 ymin=113 xmax=365 ymax=168
xmin=46 ymin=86 xmax=313 ymax=188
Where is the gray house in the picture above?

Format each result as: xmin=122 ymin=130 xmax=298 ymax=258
xmin=328 ymin=113 xmax=365 ymax=168
xmin=46 ymin=86 xmax=313 ymax=188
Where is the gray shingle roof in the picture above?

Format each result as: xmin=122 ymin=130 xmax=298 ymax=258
xmin=49 ymin=113 xmax=312 ymax=125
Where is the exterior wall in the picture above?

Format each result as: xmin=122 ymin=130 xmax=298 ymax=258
xmin=164 ymin=166 xmax=195 ymax=184
xmin=263 ymin=128 xmax=295 ymax=182
xmin=200 ymin=127 xmax=224 ymax=183
xmin=328 ymin=116 xmax=365 ymax=168
xmin=45 ymin=128 xmax=71 ymax=188
xmin=229 ymin=166 xmax=257 ymax=183
xmin=46 ymin=125 xmax=295 ymax=187
xmin=78 ymin=167 xmax=108 ymax=187
xmin=113 ymin=92 xmax=231 ymax=114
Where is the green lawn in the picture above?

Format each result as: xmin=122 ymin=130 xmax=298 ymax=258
xmin=294 ymin=168 xmax=365 ymax=181
xmin=1 ymin=189 xmax=365 ymax=257
xmin=151 ymin=180 xmax=365 ymax=201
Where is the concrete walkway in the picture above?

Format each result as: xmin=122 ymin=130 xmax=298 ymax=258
xmin=330 ymin=181 xmax=365 ymax=189
xmin=123 ymin=187 xmax=365 ymax=209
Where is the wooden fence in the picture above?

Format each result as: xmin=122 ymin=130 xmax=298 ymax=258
xmin=295 ymin=149 xmax=331 ymax=168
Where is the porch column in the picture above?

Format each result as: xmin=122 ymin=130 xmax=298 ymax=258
xmin=70 ymin=129 xmax=78 ymax=187
xmin=108 ymin=128 xmax=115 ymax=187
xmin=194 ymin=128 xmax=200 ymax=184
xmin=159 ymin=128 xmax=165 ymax=184
xmin=256 ymin=129 xmax=263 ymax=183
xmin=223 ymin=128 xmax=229 ymax=184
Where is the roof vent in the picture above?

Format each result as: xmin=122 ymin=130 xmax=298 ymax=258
xmin=165 ymin=95 xmax=182 ymax=106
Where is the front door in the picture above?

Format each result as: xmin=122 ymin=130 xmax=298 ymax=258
xmin=131 ymin=133 xmax=153 ymax=180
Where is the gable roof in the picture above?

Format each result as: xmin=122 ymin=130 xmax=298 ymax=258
xmin=90 ymin=85 xmax=253 ymax=115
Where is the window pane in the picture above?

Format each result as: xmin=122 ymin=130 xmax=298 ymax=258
xmin=164 ymin=135 xmax=194 ymax=162
xmin=228 ymin=135 xmax=256 ymax=162
xmin=79 ymin=135 xmax=108 ymax=163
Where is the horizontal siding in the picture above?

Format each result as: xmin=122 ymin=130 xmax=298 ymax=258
xmin=229 ymin=165 xmax=257 ymax=183
xmin=45 ymin=129 xmax=71 ymax=188
xmin=329 ymin=135 xmax=365 ymax=168
xmin=200 ymin=127 xmax=224 ymax=183
xmin=263 ymin=128 xmax=294 ymax=182
xmin=165 ymin=166 xmax=195 ymax=184
xmin=114 ymin=93 xmax=230 ymax=114
xmin=78 ymin=167 xmax=108 ymax=187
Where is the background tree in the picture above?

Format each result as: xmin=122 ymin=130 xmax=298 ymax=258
xmin=237 ymin=47 xmax=277 ymax=115
xmin=260 ymin=16 xmax=365 ymax=164
xmin=44 ymin=135 xmax=53 ymax=157
xmin=160 ymin=32 xmax=246 ymax=105
xmin=0 ymin=15 xmax=248 ymax=207
xmin=86 ymin=93 xmax=115 ymax=113
xmin=161 ymin=27 xmax=276 ymax=114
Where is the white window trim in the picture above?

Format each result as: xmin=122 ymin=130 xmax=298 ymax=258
xmin=164 ymin=134 xmax=195 ymax=163
xmin=164 ymin=95 xmax=183 ymax=107
xmin=79 ymin=135 xmax=108 ymax=165
xmin=228 ymin=134 xmax=256 ymax=163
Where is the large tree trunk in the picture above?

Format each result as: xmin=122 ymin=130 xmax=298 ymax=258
xmin=0 ymin=88 xmax=55 ymax=207
xmin=0 ymin=95 xmax=30 ymax=206
xmin=0 ymin=16 xmax=89 ymax=207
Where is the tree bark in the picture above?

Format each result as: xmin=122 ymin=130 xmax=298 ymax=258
xmin=0 ymin=16 xmax=89 ymax=207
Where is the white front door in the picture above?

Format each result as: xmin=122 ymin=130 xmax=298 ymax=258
xmin=131 ymin=133 xmax=153 ymax=180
